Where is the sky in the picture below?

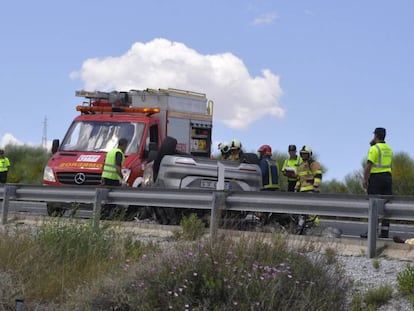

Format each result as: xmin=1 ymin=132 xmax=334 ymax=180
xmin=1 ymin=0 xmax=413 ymax=182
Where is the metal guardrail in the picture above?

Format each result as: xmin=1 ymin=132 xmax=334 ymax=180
xmin=1 ymin=184 xmax=414 ymax=258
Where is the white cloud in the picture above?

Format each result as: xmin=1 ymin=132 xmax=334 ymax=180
xmin=0 ymin=133 xmax=21 ymax=147
xmin=251 ymin=13 xmax=277 ymax=25
xmin=71 ymin=38 xmax=284 ymax=130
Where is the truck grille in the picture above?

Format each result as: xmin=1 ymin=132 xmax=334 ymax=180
xmin=56 ymin=172 xmax=102 ymax=185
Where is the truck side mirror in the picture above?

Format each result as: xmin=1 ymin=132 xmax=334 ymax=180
xmin=51 ymin=139 xmax=59 ymax=154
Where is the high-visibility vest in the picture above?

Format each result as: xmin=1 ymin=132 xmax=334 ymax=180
xmin=282 ymin=156 xmax=303 ymax=181
xmin=368 ymin=143 xmax=392 ymax=174
xmin=101 ymin=148 xmax=124 ymax=180
xmin=0 ymin=157 xmax=10 ymax=172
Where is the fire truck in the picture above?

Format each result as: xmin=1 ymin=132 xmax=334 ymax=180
xmin=43 ymin=88 xmax=213 ymax=216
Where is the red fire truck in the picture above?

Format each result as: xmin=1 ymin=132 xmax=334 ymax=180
xmin=43 ymin=88 xmax=213 ymax=216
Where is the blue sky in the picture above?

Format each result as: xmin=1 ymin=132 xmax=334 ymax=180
xmin=1 ymin=0 xmax=413 ymax=182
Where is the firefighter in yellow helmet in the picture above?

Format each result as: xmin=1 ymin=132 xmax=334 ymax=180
xmin=295 ymin=145 xmax=322 ymax=230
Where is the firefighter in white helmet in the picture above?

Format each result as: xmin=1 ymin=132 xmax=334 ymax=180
xmin=294 ymin=145 xmax=322 ymax=230
xmin=227 ymin=138 xmax=243 ymax=161
xmin=218 ymin=142 xmax=231 ymax=160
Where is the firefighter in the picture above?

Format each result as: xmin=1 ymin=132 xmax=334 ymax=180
xmin=295 ymin=146 xmax=322 ymax=193
xmin=360 ymin=127 xmax=393 ymax=239
xmin=218 ymin=141 xmax=231 ymax=160
xmin=0 ymin=149 xmax=11 ymax=184
xmin=257 ymin=145 xmax=279 ymax=191
xmin=227 ymin=138 xmax=243 ymax=161
xmin=281 ymin=144 xmax=303 ymax=192
xmin=102 ymin=138 xmax=128 ymax=186
xmin=294 ymin=145 xmax=321 ymax=231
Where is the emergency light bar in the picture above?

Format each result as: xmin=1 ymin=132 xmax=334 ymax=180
xmin=76 ymin=106 xmax=160 ymax=114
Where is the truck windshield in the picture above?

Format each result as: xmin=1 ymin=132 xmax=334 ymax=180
xmin=60 ymin=121 xmax=145 ymax=154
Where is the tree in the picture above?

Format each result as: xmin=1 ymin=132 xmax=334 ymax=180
xmin=4 ymin=144 xmax=50 ymax=184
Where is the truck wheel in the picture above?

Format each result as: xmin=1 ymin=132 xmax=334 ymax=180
xmin=153 ymin=136 xmax=178 ymax=181
xmin=47 ymin=202 xmax=66 ymax=217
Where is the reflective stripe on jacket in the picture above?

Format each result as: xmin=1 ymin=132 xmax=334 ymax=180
xmin=282 ymin=156 xmax=303 ymax=181
xmin=260 ymin=157 xmax=279 ymax=190
xmin=102 ymin=148 xmax=124 ymax=180
xmin=368 ymin=143 xmax=392 ymax=174
xmin=296 ymin=159 xmax=322 ymax=192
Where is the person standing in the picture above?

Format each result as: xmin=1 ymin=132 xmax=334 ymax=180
xmin=101 ymin=138 xmax=128 ymax=186
xmin=257 ymin=145 xmax=279 ymax=191
xmin=281 ymin=145 xmax=303 ymax=192
xmin=228 ymin=138 xmax=243 ymax=161
xmin=295 ymin=146 xmax=322 ymax=193
xmin=0 ymin=149 xmax=11 ymax=183
xmin=360 ymin=127 xmax=393 ymax=239
xmin=218 ymin=142 xmax=231 ymax=160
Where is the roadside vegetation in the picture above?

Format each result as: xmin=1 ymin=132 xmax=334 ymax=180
xmin=0 ymin=215 xmax=349 ymax=310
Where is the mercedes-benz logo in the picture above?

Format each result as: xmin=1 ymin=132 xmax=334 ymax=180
xmin=74 ymin=173 xmax=86 ymax=185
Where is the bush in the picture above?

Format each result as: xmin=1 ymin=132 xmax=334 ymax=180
xmin=397 ymin=264 xmax=414 ymax=296
xmin=364 ymin=285 xmax=393 ymax=308
xmin=63 ymin=234 xmax=351 ymax=310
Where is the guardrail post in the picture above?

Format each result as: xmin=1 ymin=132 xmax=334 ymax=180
xmin=216 ymin=162 xmax=225 ymax=190
xmin=210 ymin=191 xmax=227 ymax=241
xmin=367 ymin=198 xmax=385 ymax=258
xmin=1 ymin=185 xmax=17 ymax=225
xmin=92 ymin=188 xmax=109 ymax=232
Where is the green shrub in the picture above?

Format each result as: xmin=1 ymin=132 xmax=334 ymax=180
xmin=397 ymin=264 xmax=414 ymax=296
xmin=178 ymin=213 xmax=206 ymax=240
xmin=372 ymin=258 xmax=380 ymax=270
xmin=364 ymin=285 xmax=393 ymax=307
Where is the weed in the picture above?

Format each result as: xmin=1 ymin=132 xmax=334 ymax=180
xmin=364 ymin=285 xmax=393 ymax=307
xmin=178 ymin=213 xmax=206 ymax=240
xmin=372 ymin=257 xmax=380 ymax=270
xmin=324 ymin=247 xmax=337 ymax=265
xmin=397 ymin=264 xmax=414 ymax=296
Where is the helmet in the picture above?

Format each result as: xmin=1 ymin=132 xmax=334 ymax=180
xmin=218 ymin=142 xmax=230 ymax=153
xmin=258 ymin=144 xmax=272 ymax=156
xmin=230 ymin=139 xmax=242 ymax=150
xmin=300 ymin=145 xmax=312 ymax=156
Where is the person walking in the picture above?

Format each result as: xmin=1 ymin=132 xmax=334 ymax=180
xmin=0 ymin=149 xmax=11 ymax=184
xmin=360 ymin=127 xmax=393 ymax=239
xmin=101 ymin=138 xmax=128 ymax=186
xmin=281 ymin=145 xmax=303 ymax=192
xmin=257 ymin=145 xmax=280 ymax=191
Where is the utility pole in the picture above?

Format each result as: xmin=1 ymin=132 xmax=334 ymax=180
xmin=42 ymin=116 xmax=47 ymax=148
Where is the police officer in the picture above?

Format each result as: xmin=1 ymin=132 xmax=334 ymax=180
xmin=360 ymin=127 xmax=393 ymax=239
xmin=0 ymin=149 xmax=11 ymax=184
xmin=102 ymin=138 xmax=128 ymax=186
xmin=281 ymin=145 xmax=303 ymax=192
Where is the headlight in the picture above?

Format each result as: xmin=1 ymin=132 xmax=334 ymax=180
xmin=43 ymin=166 xmax=56 ymax=182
